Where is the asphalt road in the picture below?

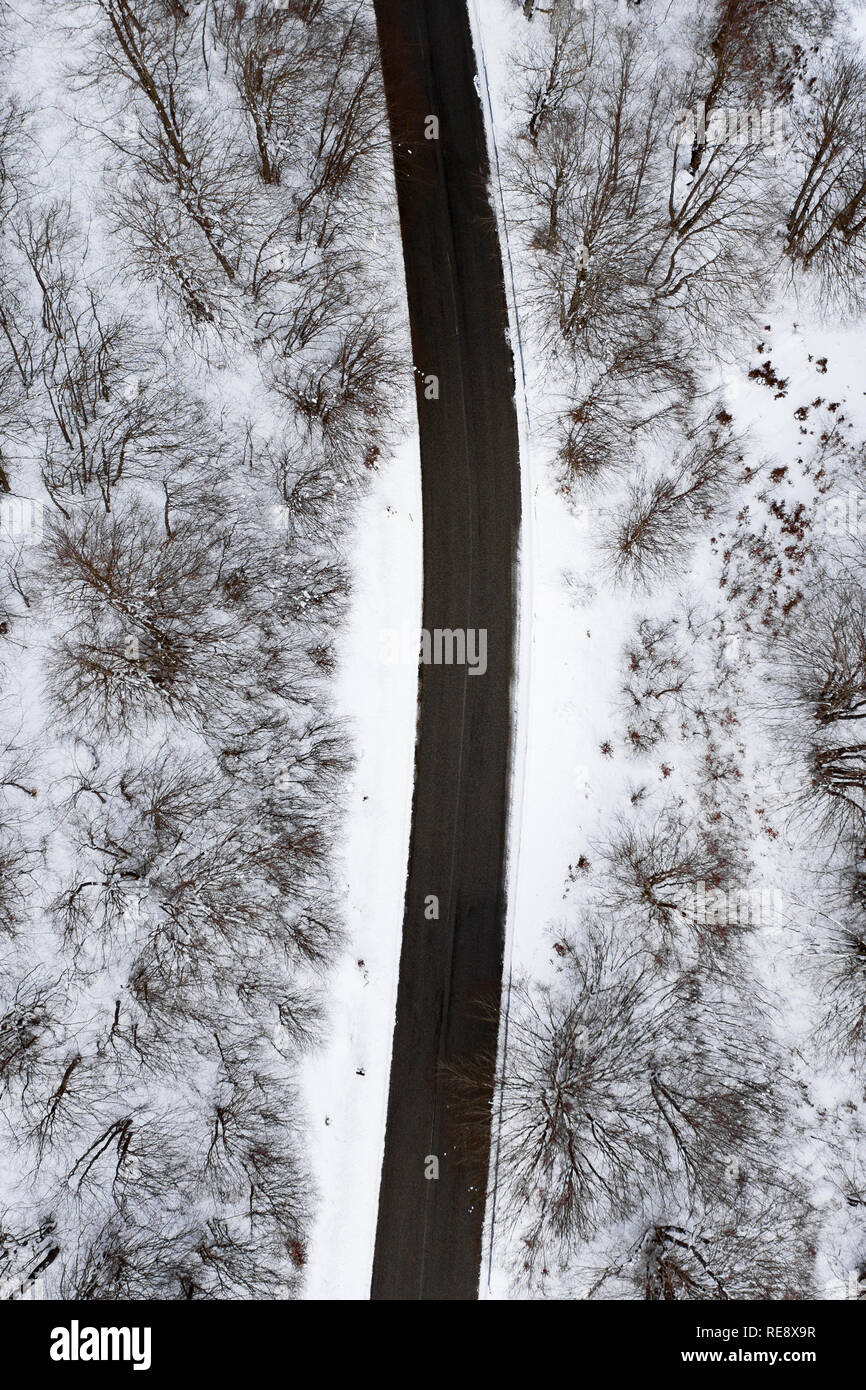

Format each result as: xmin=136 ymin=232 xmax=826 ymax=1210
xmin=370 ymin=0 xmax=521 ymax=1301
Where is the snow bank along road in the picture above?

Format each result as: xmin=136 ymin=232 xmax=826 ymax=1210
xmin=370 ymin=0 xmax=521 ymax=1301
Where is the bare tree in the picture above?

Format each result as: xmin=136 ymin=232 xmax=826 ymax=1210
xmin=579 ymin=1185 xmax=815 ymax=1300
xmin=456 ymin=921 xmax=788 ymax=1272
xmin=774 ymin=584 xmax=866 ymax=831
xmin=0 ymin=1215 xmax=59 ymax=1300
xmin=678 ymin=0 xmax=834 ymax=165
xmin=213 ymin=0 xmax=385 ymax=247
xmin=512 ymin=0 xmax=593 ymax=149
xmin=510 ymin=24 xmax=671 ymax=363
xmin=0 ymin=969 xmax=63 ymax=1092
xmin=52 ymin=742 xmax=342 ymax=1024
xmin=777 ymin=583 xmax=866 ymax=727
xmin=784 ymin=48 xmax=866 ymax=302
xmin=212 ymin=0 xmax=325 ymax=188
xmin=45 ymin=500 xmax=246 ymax=734
xmin=805 ymin=850 xmax=866 ymax=1063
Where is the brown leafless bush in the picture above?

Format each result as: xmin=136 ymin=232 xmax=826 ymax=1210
xmin=605 ymin=414 xmax=739 ymax=585
xmin=555 ymin=353 xmax=694 ymax=495
xmin=270 ymin=308 xmax=402 ymax=477
xmin=270 ymin=440 xmax=346 ymax=540
xmin=600 ymin=807 xmax=747 ymax=961
xmin=280 ymin=311 xmax=397 ymax=428
xmin=621 ymin=615 xmax=696 ymax=752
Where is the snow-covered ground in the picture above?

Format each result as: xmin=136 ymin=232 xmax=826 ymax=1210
xmin=301 ymin=434 xmax=421 ymax=1300
xmin=3 ymin=0 xmax=865 ymax=1305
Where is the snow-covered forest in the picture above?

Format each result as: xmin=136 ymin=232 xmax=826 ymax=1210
xmin=3 ymin=0 xmax=866 ymax=1309
xmin=0 ymin=0 xmax=405 ymax=1300
xmin=474 ymin=0 xmax=866 ymax=1299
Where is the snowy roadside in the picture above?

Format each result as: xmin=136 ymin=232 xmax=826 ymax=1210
xmin=301 ymin=432 xmax=421 ymax=1300
xmin=469 ymin=0 xmax=638 ymax=1297
xmin=471 ymin=0 xmax=866 ymax=1299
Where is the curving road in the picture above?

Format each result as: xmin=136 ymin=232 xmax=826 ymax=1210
xmin=370 ymin=0 xmax=521 ymax=1301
